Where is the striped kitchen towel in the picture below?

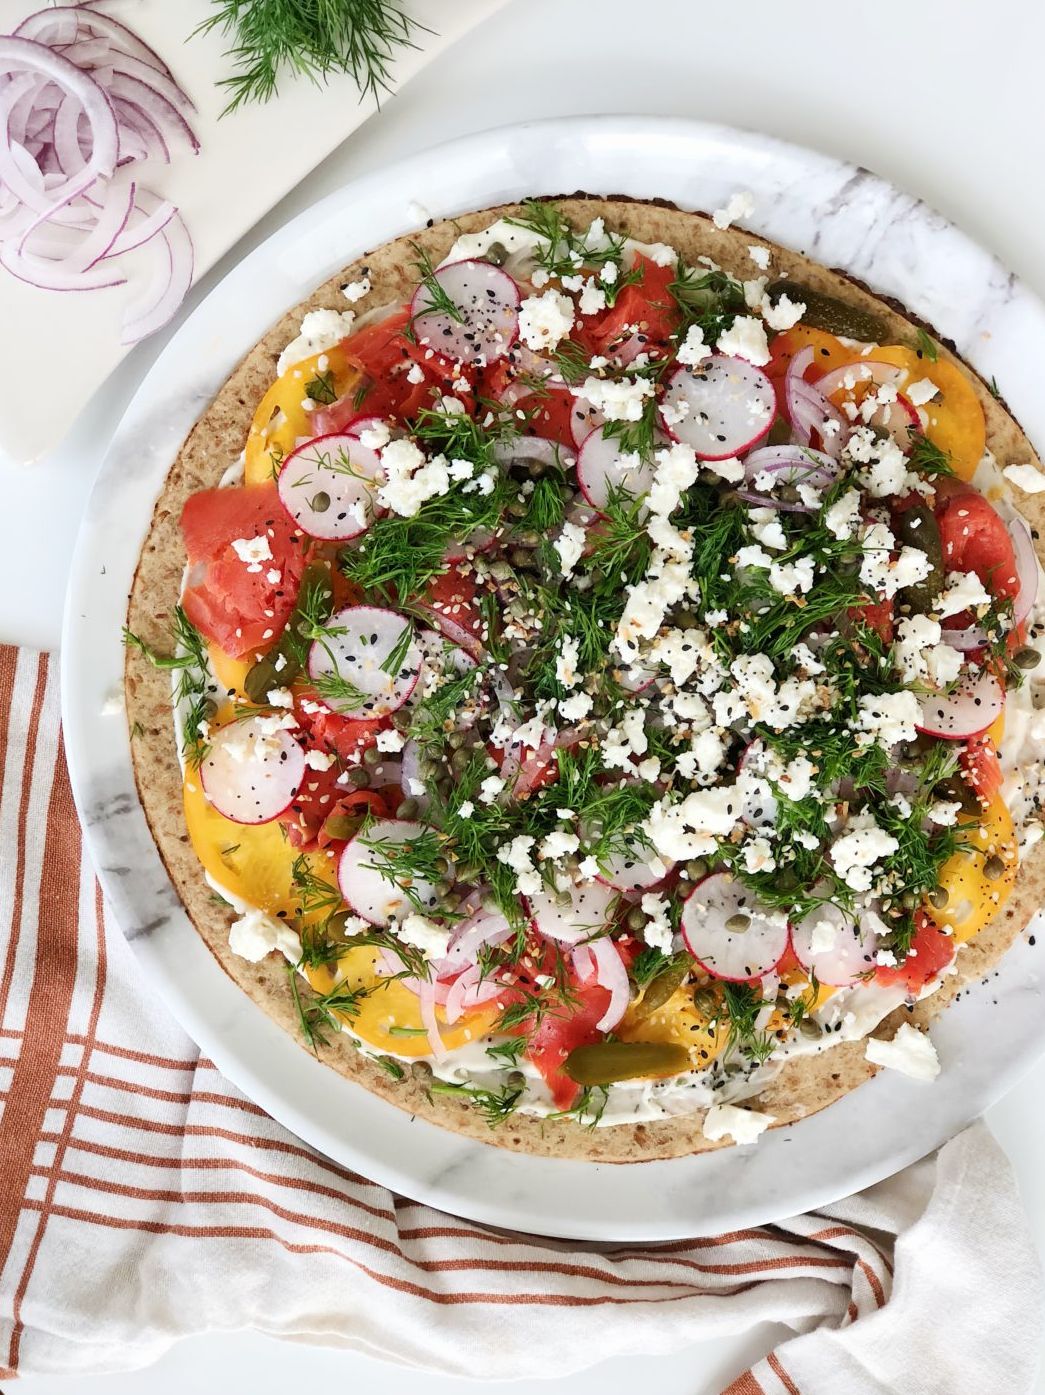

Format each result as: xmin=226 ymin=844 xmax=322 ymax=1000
xmin=0 ymin=644 xmax=1041 ymax=1393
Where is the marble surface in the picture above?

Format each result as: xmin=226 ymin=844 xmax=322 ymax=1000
xmin=59 ymin=115 xmax=1045 ymax=1243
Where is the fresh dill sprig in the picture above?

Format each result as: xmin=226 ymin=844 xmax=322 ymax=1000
xmin=304 ymin=369 xmax=337 ymax=404
xmin=668 ymin=259 xmax=745 ymax=341
xmin=429 ymin=1078 xmax=524 ymax=1126
xmin=719 ymin=983 xmax=774 ymax=1064
xmin=124 ymin=606 xmax=213 ymax=766
xmin=380 ymin=619 xmax=415 ymax=676
xmin=407 ymin=242 xmax=464 ymax=331
xmin=196 ymin=0 xmax=427 ymax=116
xmin=287 ymin=964 xmax=371 ymax=1051
xmin=907 ymin=434 xmax=953 ymax=478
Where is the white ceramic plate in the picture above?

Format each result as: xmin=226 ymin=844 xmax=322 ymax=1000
xmin=63 ymin=116 xmax=1045 ymax=1241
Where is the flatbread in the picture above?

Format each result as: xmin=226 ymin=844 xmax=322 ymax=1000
xmin=125 ymin=197 xmax=1045 ymax=1161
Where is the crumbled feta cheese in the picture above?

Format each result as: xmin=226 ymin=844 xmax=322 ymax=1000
xmin=676 ymin=325 xmax=711 ymax=367
xmin=906 ymin=377 xmax=939 ymax=407
xmin=458 ymin=800 xmax=474 ymax=819
xmin=702 ymin=1103 xmax=774 ymax=1145
xmin=538 ymin=830 xmax=580 ymax=861
xmin=518 ymin=289 xmax=575 ymax=352
xmin=768 ymin=556 xmax=816 ymax=596
xmin=640 ymin=893 xmax=674 ymax=953
xmin=479 ymin=774 xmax=506 ymax=804
xmin=342 ymin=276 xmax=371 ymax=303
xmin=229 ymin=909 xmax=302 ymax=965
xmin=555 ymin=634 xmax=581 ymax=689
xmin=934 ymin=570 xmax=992 ymax=620
xmin=824 ymin=490 xmax=862 ymax=541
xmin=396 ymin=913 xmax=451 ymax=961
xmin=865 ymin=1023 xmax=940 ymax=1081
xmin=853 ymin=690 xmax=921 ymax=749
xmin=716 ymin=316 xmax=770 ymax=367
xmin=376 ymin=729 xmax=406 ymax=753
xmin=711 ymin=191 xmax=755 ymax=231
xmin=266 ymin=687 xmax=294 ymax=708
xmin=761 ymin=292 xmax=805 ymax=332
xmin=578 ymin=278 xmax=607 ymax=316
xmin=747 ymin=245 xmax=771 ymax=271
xmin=559 ymin=691 xmax=593 ymax=722
xmin=277 ymin=308 xmax=355 ymax=375
xmin=572 ymin=374 xmax=655 ymax=422
xmin=231 ymin=535 xmax=273 ymax=572
xmin=830 ymin=817 xmax=899 ymax=892
xmin=377 ymin=438 xmax=450 ymax=517
xmin=1003 ymin=462 xmax=1045 ymax=494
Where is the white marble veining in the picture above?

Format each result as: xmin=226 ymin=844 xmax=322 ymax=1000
xmin=62 ymin=116 xmax=1045 ymax=1242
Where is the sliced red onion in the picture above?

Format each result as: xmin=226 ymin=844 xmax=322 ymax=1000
xmin=814 ymin=359 xmax=906 ymax=401
xmin=743 ymin=445 xmax=838 ymax=487
xmin=0 ymin=24 xmax=197 ymax=343
xmin=784 ymin=346 xmax=848 ymax=457
xmin=443 ymin=909 xmax=515 ymax=969
xmin=417 ymin=977 xmax=449 ymax=1060
xmin=589 ymin=937 xmax=630 ymax=1032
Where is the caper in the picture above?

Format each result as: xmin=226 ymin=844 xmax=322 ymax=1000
xmin=396 ymin=798 xmax=419 ymax=819
xmin=447 ymin=731 xmax=465 ymax=749
xmin=434 ymin=854 xmax=452 ymax=877
xmin=456 ymin=862 xmax=481 ymax=883
xmin=485 ymin=241 xmax=508 ymax=267
xmin=684 ymin=858 xmax=708 ymax=881
xmin=507 ymin=497 xmax=528 ymax=518
xmin=693 ymin=987 xmax=719 ymax=1018
xmin=309 ymin=490 xmax=331 ymax=513
xmin=1015 ymin=646 xmax=1042 ymax=670
xmin=900 ymin=891 xmax=918 ymax=910
xmin=928 ymin=885 xmax=950 ymax=909
xmin=984 ymin=854 xmax=1007 ymax=880
xmin=363 ymin=745 xmax=382 ymax=767
xmin=766 ymin=278 xmax=888 ymax=342
xmin=799 ymin=1018 xmax=821 ymax=1040
xmin=412 ymin=1060 xmax=433 ymax=1081
xmin=776 ymin=869 xmax=800 ymax=893
xmin=347 ymin=766 xmax=370 ymax=788
xmin=564 ymin=1040 xmax=690 ymax=1086
xmin=725 ymin=913 xmax=750 ymax=933
xmin=510 ymin=548 xmax=531 ymax=568
xmin=518 ymin=529 xmax=541 ymax=549
xmin=626 ymin=906 xmax=647 ymax=932
xmin=320 ymin=813 xmax=357 ymax=842
xmin=435 ymin=877 xmax=455 ymax=897
xmin=451 ymin=747 xmax=472 ymax=775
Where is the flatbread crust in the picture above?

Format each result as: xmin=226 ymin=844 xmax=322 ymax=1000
xmin=125 ymin=197 xmax=1045 ymax=1161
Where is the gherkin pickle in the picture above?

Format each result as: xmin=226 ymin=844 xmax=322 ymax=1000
xmin=893 ymin=506 xmax=944 ymax=611
xmin=564 ymin=1040 xmax=690 ymax=1085
xmin=766 ymin=279 xmax=888 ymax=343
xmin=632 ymin=960 xmax=691 ymax=1019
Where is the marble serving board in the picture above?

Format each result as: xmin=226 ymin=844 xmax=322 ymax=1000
xmin=62 ymin=116 xmax=1045 ymax=1241
xmin=0 ymin=0 xmax=507 ymax=467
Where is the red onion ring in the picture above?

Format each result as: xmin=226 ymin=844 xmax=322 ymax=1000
xmin=589 ymin=938 xmax=629 ymax=1032
xmin=784 ymin=347 xmax=847 ymax=458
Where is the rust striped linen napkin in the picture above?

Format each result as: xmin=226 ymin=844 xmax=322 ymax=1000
xmin=0 ymin=643 xmax=1041 ymax=1392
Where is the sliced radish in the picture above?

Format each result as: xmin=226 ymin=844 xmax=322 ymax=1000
xmin=308 ymin=606 xmax=421 ymax=718
xmin=596 ymin=843 xmax=671 ymax=893
xmin=1010 ymin=516 xmax=1039 ymax=628
xmin=276 ymin=432 xmax=381 ymax=541
xmin=589 ymin=937 xmax=630 ymax=1032
xmin=493 ymin=435 xmax=576 ymax=475
xmin=680 ymin=874 xmax=788 ymax=982
xmin=200 ymin=717 xmax=304 ymax=826
xmin=571 ymin=398 xmax=605 ymax=447
xmin=577 ymin=426 xmax=655 ymax=511
xmin=338 ymin=817 xmax=439 ymax=925
xmin=410 ymin=258 xmax=519 ymax=366
xmin=529 ymin=880 xmax=616 ymax=945
xmin=660 ymin=356 xmax=774 ymax=460
xmin=790 ymin=904 xmax=879 ymax=987
xmin=863 ymin=392 xmax=919 ymax=451
xmin=916 ymin=668 xmax=1004 ymax=740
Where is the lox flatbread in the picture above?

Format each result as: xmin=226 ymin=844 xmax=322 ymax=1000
xmin=124 ymin=196 xmax=1045 ymax=1161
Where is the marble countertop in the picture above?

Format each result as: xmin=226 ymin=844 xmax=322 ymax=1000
xmin=10 ymin=0 xmax=1045 ymax=1388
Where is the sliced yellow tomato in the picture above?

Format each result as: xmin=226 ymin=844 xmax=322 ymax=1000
xmin=305 ymin=949 xmax=501 ymax=1056
xmin=930 ymin=793 xmax=1018 ymax=943
xmin=207 ymin=643 xmax=252 ymax=699
xmin=244 ymin=341 xmax=361 ymax=486
xmin=984 ymin=711 xmax=1005 ymax=747
xmin=183 ymin=768 xmax=338 ymax=921
xmin=861 ymin=345 xmax=986 ymax=482
xmin=617 ymin=983 xmax=727 ymax=1071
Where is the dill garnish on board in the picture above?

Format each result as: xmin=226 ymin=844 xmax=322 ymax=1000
xmin=197 ymin=0 xmax=429 ymax=114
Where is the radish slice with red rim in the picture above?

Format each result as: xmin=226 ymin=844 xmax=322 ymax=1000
xmin=596 ymin=843 xmax=670 ymax=893
xmin=410 ymin=258 xmax=519 ymax=366
xmin=660 ymin=356 xmax=775 ymax=460
xmin=276 ymin=432 xmax=381 ymax=541
xmin=790 ymin=903 xmax=879 ymax=987
xmin=308 ymin=606 xmax=422 ymax=718
xmin=199 ymin=717 xmax=305 ymax=826
xmin=680 ymin=874 xmax=789 ymax=981
xmin=529 ymin=880 xmax=616 ymax=945
xmin=916 ymin=668 xmax=1004 ymax=740
xmin=571 ymin=399 xmax=605 ymax=447
xmin=338 ymin=817 xmax=439 ymax=925
xmin=577 ymin=427 xmax=655 ymax=512
xmin=863 ymin=392 xmax=919 ymax=451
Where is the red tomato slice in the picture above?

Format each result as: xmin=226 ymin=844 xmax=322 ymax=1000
xmin=575 ymin=255 xmax=680 ymax=359
xmin=875 ymin=911 xmax=955 ymax=993
xmin=934 ymin=486 xmax=1018 ymax=603
xmin=282 ymin=767 xmax=393 ymax=850
xmin=848 ymin=598 xmax=894 ymax=643
xmin=295 ymin=698 xmax=388 ymax=763
xmin=180 ymin=483 xmax=310 ymax=658
xmin=526 ymin=979 xmax=612 ymax=1109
